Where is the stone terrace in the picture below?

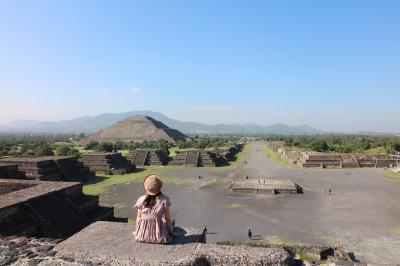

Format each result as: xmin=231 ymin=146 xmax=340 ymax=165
xmin=79 ymin=152 xmax=135 ymax=175
xmin=0 ymin=156 xmax=93 ymax=182
xmin=170 ymin=150 xmax=217 ymax=167
xmin=54 ymin=221 xmax=293 ymax=265
xmin=126 ymin=149 xmax=169 ymax=166
xmin=0 ymin=179 xmax=122 ymax=238
xmin=0 ymin=164 xmax=25 ymax=179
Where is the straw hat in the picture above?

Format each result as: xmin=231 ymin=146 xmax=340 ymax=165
xmin=143 ymin=174 xmax=163 ymax=195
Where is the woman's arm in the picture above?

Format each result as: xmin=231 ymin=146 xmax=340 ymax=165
xmin=164 ymin=207 xmax=174 ymax=235
xmin=135 ymin=209 xmax=141 ymax=229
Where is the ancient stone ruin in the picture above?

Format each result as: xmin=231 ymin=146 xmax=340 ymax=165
xmin=79 ymin=152 xmax=135 ymax=175
xmin=81 ymin=115 xmax=191 ymax=144
xmin=126 ymin=149 xmax=169 ymax=166
xmin=0 ymin=156 xmax=94 ymax=182
xmin=271 ymin=143 xmax=400 ymax=169
xmin=298 ymin=153 xmax=400 ymax=168
xmin=170 ymin=150 xmax=217 ymax=167
xmin=0 ymin=164 xmax=25 ymax=179
xmin=0 ymin=179 xmax=123 ymax=238
xmin=215 ymin=144 xmax=243 ymax=161
xmin=300 ymin=154 xmax=343 ymax=168
xmin=232 ymin=178 xmax=302 ymax=195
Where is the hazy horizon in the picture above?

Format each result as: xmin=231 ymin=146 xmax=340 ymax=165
xmin=1 ymin=1 xmax=400 ymax=132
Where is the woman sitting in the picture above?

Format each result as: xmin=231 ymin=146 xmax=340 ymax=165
xmin=133 ymin=174 xmax=174 ymax=244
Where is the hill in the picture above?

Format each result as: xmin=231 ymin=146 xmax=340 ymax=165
xmin=0 ymin=111 xmax=322 ymax=135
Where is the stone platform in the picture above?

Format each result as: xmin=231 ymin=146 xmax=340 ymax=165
xmin=0 ymin=179 xmax=121 ymax=238
xmin=0 ymin=156 xmax=94 ymax=181
xmin=79 ymin=152 xmax=135 ymax=175
xmin=232 ymin=178 xmax=302 ymax=194
xmin=54 ymin=221 xmax=292 ymax=265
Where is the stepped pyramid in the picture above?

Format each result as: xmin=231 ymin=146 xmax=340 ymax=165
xmin=82 ymin=115 xmax=190 ymax=143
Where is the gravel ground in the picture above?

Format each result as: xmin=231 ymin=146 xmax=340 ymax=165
xmin=0 ymin=183 xmax=35 ymax=196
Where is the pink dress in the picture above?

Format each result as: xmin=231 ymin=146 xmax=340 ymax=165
xmin=134 ymin=194 xmax=172 ymax=244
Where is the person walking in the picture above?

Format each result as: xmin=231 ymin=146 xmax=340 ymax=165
xmin=247 ymin=227 xmax=252 ymax=240
xmin=203 ymin=225 xmax=207 ymax=234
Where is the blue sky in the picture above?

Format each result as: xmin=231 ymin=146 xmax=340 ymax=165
xmin=0 ymin=0 xmax=399 ymax=132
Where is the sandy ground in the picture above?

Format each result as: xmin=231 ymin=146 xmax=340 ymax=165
xmin=99 ymin=142 xmax=400 ymax=264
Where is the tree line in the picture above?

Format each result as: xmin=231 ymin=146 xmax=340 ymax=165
xmin=265 ymin=135 xmax=400 ymax=154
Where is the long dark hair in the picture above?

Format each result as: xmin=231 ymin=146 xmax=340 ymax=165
xmin=144 ymin=192 xmax=162 ymax=209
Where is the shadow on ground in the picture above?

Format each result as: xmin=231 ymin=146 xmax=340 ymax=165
xmin=170 ymin=227 xmax=205 ymax=244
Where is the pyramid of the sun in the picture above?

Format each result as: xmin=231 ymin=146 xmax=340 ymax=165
xmin=81 ymin=115 xmax=190 ymax=143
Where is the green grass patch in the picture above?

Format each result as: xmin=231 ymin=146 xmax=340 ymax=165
xmin=365 ymin=146 xmax=387 ymax=154
xmin=263 ymin=235 xmax=305 ymax=246
xmin=263 ymin=235 xmax=285 ymax=245
xmin=263 ymin=144 xmax=297 ymax=168
xmin=73 ymin=146 xmax=130 ymax=155
xmin=83 ymin=165 xmax=189 ymax=195
xmin=383 ymin=171 xmax=400 ymax=181
xmin=298 ymin=252 xmax=315 ymax=262
xmin=118 ymin=149 xmax=130 ymax=155
xmin=389 ymin=226 xmax=400 ymax=233
xmin=228 ymin=203 xmax=248 ymax=208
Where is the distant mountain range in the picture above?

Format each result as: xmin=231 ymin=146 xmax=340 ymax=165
xmin=0 ymin=111 xmax=323 ymax=135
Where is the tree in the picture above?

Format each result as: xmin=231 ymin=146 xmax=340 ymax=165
xmin=33 ymin=143 xmax=54 ymax=156
xmin=97 ymin=142 xmax=113 ymax=152
xmin=55 ymin=145 xmax=71 ymax=156
xmin=85 ymin=141 xmax=99 ymax=150
xmin=68 ymin=148 xmax=80 ymax=157
xmin=309 ymin=140 xmax=329 ymax=152
xmin=387 ymin=142 xmax=400 ymax=154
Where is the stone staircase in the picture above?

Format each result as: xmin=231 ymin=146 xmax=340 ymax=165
xmin=148 ymin=149 xmax=169 ymax=165
xmin=79 ymin=153 xmax=135 ymax=175
xmin=184 ymin=151 xmax=200 ymax=167
xmin=170 ymin=150 xmax=217 ymax=167
xmin=126 ymin=149 xmax=149 ymax=166
xmin=199 ymin=151 xmax=216 ymax=167
xmin=301 ymin=154 xmax=342 ymax=168
xmin=169 ymin=153 xmax=187 ymax=166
